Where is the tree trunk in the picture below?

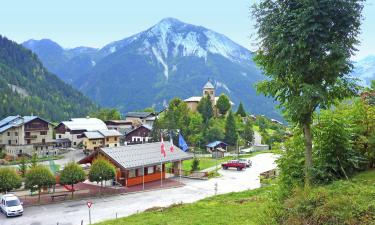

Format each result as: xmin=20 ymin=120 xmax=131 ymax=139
xmin=100 ymin=181 xmax=103 ymax=196
xmin=303 ymin=122 xmax=313 ymax=188
xmin=71 ymin=184 xmax=74 ymax=199
xmin=38 ymin=188 xmax=41 ymax=203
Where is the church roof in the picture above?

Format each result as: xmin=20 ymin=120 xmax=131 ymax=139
xmin=203 ymin=81 xmax=214 ymax=89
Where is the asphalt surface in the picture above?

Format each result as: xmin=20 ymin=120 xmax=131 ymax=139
xmin=0 ymin=153 xmax=278 ymax=225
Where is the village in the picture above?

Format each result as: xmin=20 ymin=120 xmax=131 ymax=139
xmin=0 ymin=81 xmax=282 ymax=224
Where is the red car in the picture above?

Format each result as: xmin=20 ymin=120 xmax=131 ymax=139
xmin=222 ymin=160 xmax=246 ymax=171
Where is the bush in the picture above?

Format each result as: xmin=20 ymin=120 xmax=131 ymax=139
xmin=191 ymin=158 xmax=200 ymax=171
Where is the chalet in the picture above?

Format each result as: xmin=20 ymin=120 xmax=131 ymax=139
xmin=125 ymin=112 xmax=156 ymax=128
xmin=105 ymin=120 xmax=133 ymax=132
xmin=55 ymin=118 xmax=107 ymax=147
xmin=206 ymin=141 xmax=228 ymax=158
xmin=81 ymin=130 xmax=122 ymax=152
xmin=0 ymin=115 xmax=56 ymax=157
xmin=184 ymin=80 xmax=234 ymax=115
xmin=78 ymin=142 xmax=192 ymax=187
xmin=124 ymin=125 xmax=152 ymax=144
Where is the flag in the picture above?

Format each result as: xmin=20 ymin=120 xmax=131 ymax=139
xmin=160 ymin=134 xmax=166 ymax=157
xmin=178 ymin=133 xmax=189 ymax=152
xmin=169 ymin=132 xmax=174 ymax=152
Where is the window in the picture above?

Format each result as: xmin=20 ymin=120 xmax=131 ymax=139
xmin=27 ymin=140 xmax=31 ymax=144
xmin=93 ymin=141 xmax=96 ymax=144
xmin=42 ymin=139 xmax=45 ymax=144
xmin=15 ymin=140 xmax=17 ymax=144
xmin=147 ymin=166 xmax=154 ymax=174
xmin=114 ymin=137 xmax=117 ymax=141
xmin=8 ymin=140 xmax=11 ymax=145
xmin=7 ymin=132 xmax=10 ymax=136
xmin=137 ymin=168 xmax=144 ymax=176
xmin=15 ymin=132 xmax=18 ymax=136
xmin=106 ymin=138 xmax=109 ymax=141
xmin=40 ymin=131 xmax=47 ymax=135
xmin=58 ymin=135 xmax=61 ymax=138
xmin=115 ymin=144 xmax=117 ymax=147
xmin=73 ymin=142 xmax=76 ymax=145
xmin=106 ymin=144 xmax=109 ymax=147
xmin=128 ymin=170 xmax=136 ymax=178
xmin=155 ymin=165 xmax=162 ymax=172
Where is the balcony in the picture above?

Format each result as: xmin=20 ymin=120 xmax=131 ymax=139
xmin=25 ymin=135 xmax=37 ymax=139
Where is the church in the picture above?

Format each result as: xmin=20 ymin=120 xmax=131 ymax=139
xmin=184 ymin=80 xmax=233 ymax=113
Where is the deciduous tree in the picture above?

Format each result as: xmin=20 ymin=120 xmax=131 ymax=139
xmin=0 ymin=168 xmax=22 ymax=193
xmin=59 ymin=162 xmax=86 ymax=198
xmin=252 ymin=0 xmax=363 ymax=186
xmin=216 ymin=94 xmax=231 ymax=115
xmin=88 ymin=157 xmax=116 ymax=195
xmin=25 ymin=165 xmax=56 ymax=202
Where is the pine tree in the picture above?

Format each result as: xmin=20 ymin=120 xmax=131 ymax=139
xmin=225 ymin=111 xmax=238 ymax=145
xmin=216 ymin=94 xmax=231 ymax=115
xmin=236 ymin=102 xmax=247 ymax=117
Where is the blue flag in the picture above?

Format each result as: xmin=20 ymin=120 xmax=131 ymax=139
xmin=178 ymin=133 xmax=189 ymax=152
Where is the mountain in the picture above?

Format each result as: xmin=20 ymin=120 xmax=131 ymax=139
xmin=0 ymin=36 xmax=97 ymax=121
xmin=22 ymin=39 xmax=98 ymax=83
xmin=351 ymin=55 xmax=375 ymax=87
xmin=22 ymin=18 xmax=281 ymax=120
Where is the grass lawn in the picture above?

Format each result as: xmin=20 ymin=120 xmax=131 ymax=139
xmin=176 ymin=150 xmax=278 ymax=172
xmin=95 ymin=169 xmax=375 ymax=225
xmin=7 ymin=155 xmax=64 ymax=165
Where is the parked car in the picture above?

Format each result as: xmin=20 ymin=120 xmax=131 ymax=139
xmin=238 ymin=158 xmax=252 ymax=167
xmin=0 ymin=194 xmax=23 ymax=217
xmin=222 ymin=160 xmax=246 ymax=171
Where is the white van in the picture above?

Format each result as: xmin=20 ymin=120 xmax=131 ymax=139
xmin=0 ymin=194 xmax=23 ymax=217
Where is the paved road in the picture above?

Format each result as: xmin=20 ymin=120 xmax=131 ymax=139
xmin=0 ymin=153 xmax=278 ymax=225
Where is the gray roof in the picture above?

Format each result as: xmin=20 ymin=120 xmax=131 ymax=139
xmin=83 ymin=129 xmax=122 ymax=139
xmin=101 ymin=142 xmax=192 ymax=169
xmin=0 ymin=115 xmax=51 ymax=134
xmin=203 ymin=80 xmax=214 ymax=89
xmin=125 ymin=112 xmax=154 ymax=119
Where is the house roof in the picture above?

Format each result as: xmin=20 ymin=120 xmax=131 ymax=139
xmin=60 ymin=118 xmax=107 ymax=131
xmin=83 ymin=129 xmax=122 ymax=139
xmin=0 ymin=115 xmax=52 ymax=134
xmin=125 ymin=112 xmax=155 ymax=119
xmin=125 ymin=125 xmax=152 ymax=137
xmin=184 ymin=97 xmax=234 ymax=105
xmin=206 ymin=141 xmax=228 ymax=148
xmin=97 ymin=142 xmax=192 ymax=169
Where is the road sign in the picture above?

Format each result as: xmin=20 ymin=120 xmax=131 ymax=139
xmin=87 ymin=201 xmax=93 ymax=208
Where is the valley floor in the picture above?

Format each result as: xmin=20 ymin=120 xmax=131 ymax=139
xmin=0 ymin=153 xmax=278 ymax=225
xmin=96 ymin=169 xmax=375 ymax=225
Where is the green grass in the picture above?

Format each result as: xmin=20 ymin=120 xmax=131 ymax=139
xmin=180 ymin=150 xmax=277 ymax=171
xmin=7 ymin=155 xmax=64 ymax=165
xmin=95 ymin=170 xmax=375 ymax=225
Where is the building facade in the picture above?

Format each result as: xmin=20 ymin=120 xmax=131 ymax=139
xmin=0 ymin=116 xmax=55 ymax=157
xmin=82 ymin=130 xmax=122 ymax=152
xmin=124 ymin=125 xmax=152 ymax=144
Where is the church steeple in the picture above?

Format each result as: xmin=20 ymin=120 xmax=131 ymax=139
xmin=203 ymin=79 xmax=215 ymax=102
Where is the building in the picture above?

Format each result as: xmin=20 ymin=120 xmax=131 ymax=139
xmin=78 ymin=142 xmax=192 ymax=187
xmin=125 ymin=112 xmax=157 ymax=128
xmin=81 ymin=130 xmax=122 ymax=152
xmin=206 ymin=141 xmax=228 ymax=158
xmin=55 ymin=118 xmax=108 ymax=147
xmin=105 ymin=120 xmax=133 ymax=132
xmin=0 ymin=115 xmax=55 ymax=157
xmin=184 ymin=80 xmax=233 ymax=114
xmin=124 ymin=125 xmax=152 ymax=144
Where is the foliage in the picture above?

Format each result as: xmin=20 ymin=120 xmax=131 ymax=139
xmin=0 ymin=36 xmax=97 ymax=121
xmin=18 ymin=157 xmax=28 ymax=177
xmin=150 ymin=117 xmax=162 ymax=142
xmin=185 ymin=113 xmax=204 ymax=147
xmin=89 ymin=108 xmax=121 ymax=121
xmin=241 ymin=119 xmax=254 ymax=146
xmin=190 ymin=158 xmax=200 ymax=171
xmin=197 ymin=95 xmax=214 ymax=124
xmin=25 ymin=165 xmax=56 ymax=202
xmin=205 ymin=123 xmax=225 ymax=143
xmin=143 ymin=107 xmax=156 ymax=113
xmin=252 ymin=0 xmax=364 ymax=185
xmin=216 ymin=94 xmax=231 ymax=115
xmin=164 ymin=98 xmax=190 ymax=135
xmin=59 ymin=162 xmax=86 ymax=198
xmin=224 ymin=111 xmax=238 ymax=145
xmin=88 ymin=157 xmax=116 ymax=194
xmin=0 ymin=167 xmax=22 ymax=193
xmin=236 ymin=102 xmax=246 ymax=117
xmin=30 ymin=152 xmax=38 ymax=168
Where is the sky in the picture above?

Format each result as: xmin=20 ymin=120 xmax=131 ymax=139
xmin=0 ymin=0 xmax=374 ymax=60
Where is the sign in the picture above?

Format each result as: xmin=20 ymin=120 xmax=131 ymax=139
xmin=87 ymin=201 xmax=93 ymax=208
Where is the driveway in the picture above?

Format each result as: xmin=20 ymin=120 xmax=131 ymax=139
xmin=0 ymin=153 xmax=278 ymax=225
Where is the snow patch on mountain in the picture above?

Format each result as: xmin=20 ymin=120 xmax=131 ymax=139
xmin=152 ymin=47 xmax=169 ymax=79
xmin=91 ymin=60 xmax=96 ymax=66
xmin=216 ymin=81 xmax=231 ymax=93
xmin=110 ymin=46 xmax=116 ymax=53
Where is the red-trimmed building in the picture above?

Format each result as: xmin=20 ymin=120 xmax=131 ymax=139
xmin=78 ymin=142 xmax=192 ymax=187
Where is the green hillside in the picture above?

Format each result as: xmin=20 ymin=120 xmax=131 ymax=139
xmin=96 ymin=170 xmax=375 ymax=225
xmin=0 ymin=36 xmax=97 ymax=121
